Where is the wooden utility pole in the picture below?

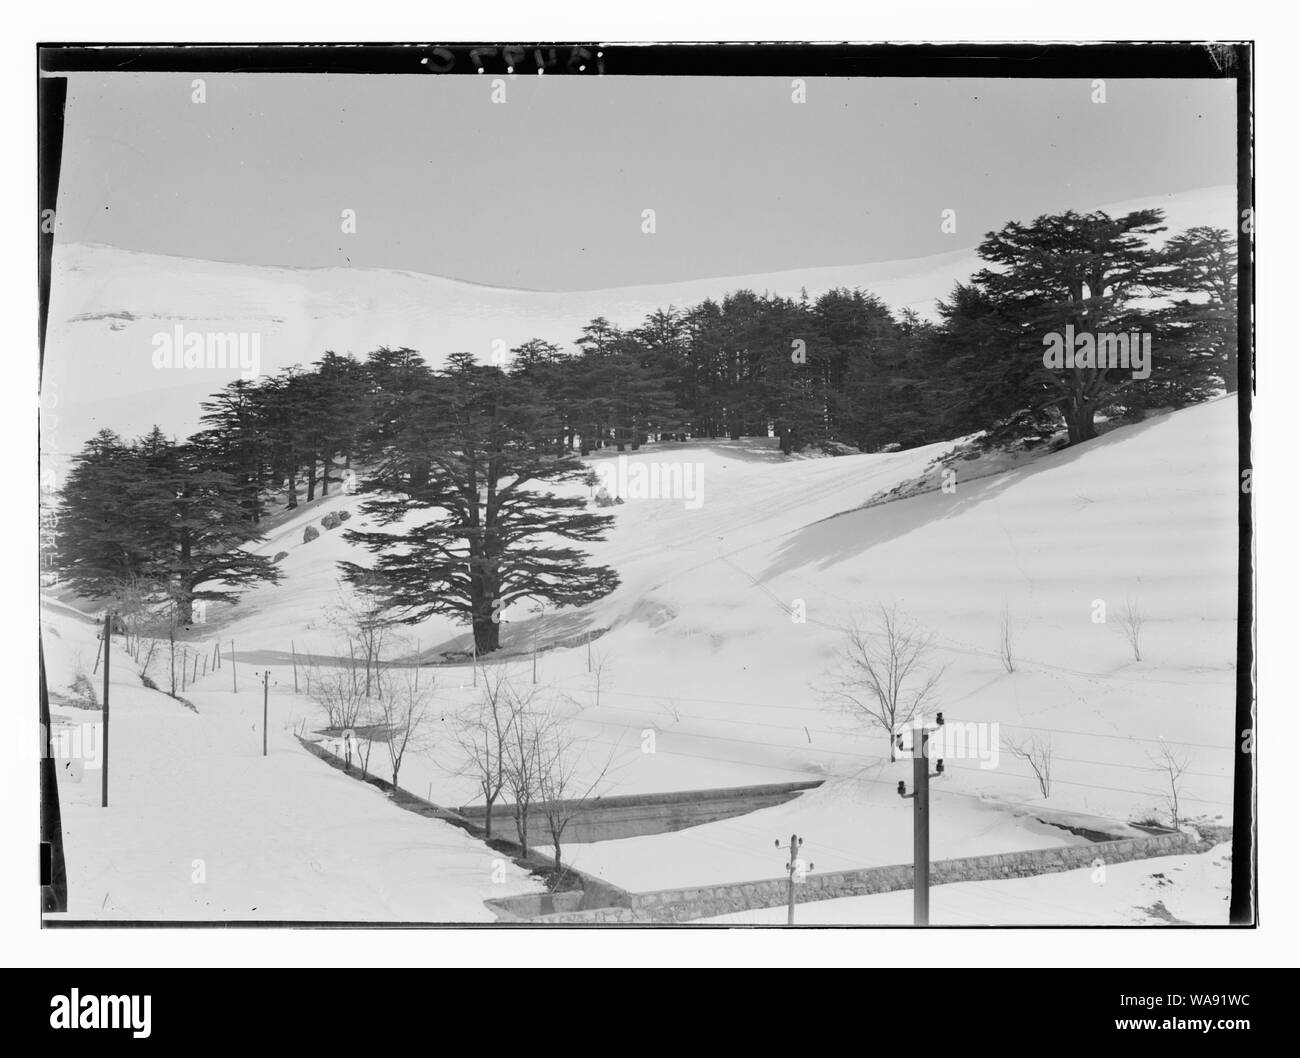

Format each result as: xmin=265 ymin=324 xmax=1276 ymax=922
xmin=40 ymin=641 xmax=68 ymax=910
xmin=897 ymin=712 xmax=945 ymax=925
xmin=230 ymin=640 xmax=237 ymax=693
xmin=775 ymin=834 xmax=812 ymax=925
xmin=261 ymin=670 xmax=270 ymax=757
xmin=101 ymin=612 xmax=111 ymax=808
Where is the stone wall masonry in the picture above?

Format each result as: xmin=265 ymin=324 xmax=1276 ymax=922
xmin=627 ymin=831 xmax=1203 ymax=923
xmin=458 ymin=779 xmax=823 ymax=845
xmin=531 ymin=906 xmax=637 ymax=924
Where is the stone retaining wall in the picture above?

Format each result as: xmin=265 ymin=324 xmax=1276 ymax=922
xmin=458 ymin=780 xmax=823 ymax=845
xmin=626 ymin=831 xmax=1201 ymax=923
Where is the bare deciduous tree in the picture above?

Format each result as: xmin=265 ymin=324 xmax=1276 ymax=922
xmin=590 ymin=646 xmax=612 ymax=710
xmin=819 ymin=605 xmax=943 ymax=761
xmin=345 ymin=697 xmax=379 ymax=780
xmin=452 ymin=669 xmax=516 ymax=840
xmin=326 ymin=580 xmax=393 ymax=699
xmin=1005 ymin=733 xmax=1053 ymax=797
xmin=1117 ymin=596 xmax=1145 ymax=662
xmin=534 ymin=713 xmax=617 ymax=881
xmin=1149 ymin=743 xmax=1191 ymax=828
xmin=1000 ymin=602 xmax=1015 ymax=673
xmin=376 ymin=667 xmax=435 ymax=794
xmin=502 ymin=685 xmax=549 ymax=857
xmin=304 ymin=662 xmax=367 ymax=730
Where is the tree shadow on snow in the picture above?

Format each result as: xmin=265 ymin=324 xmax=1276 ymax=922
xmin=760 ymin=416 xmax=1172 ymax=581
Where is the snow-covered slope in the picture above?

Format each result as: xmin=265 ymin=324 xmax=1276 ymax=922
xmin=42 ymin=605 xmax=543 ymax=921
xmin=42 ymin=184 xmax=1235 ymax=452
xmin=42 ymin=395 xmax=1238 ymax=921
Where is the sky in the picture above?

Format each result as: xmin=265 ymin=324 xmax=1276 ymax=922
xmin=54 ymin=72 xmax=1237 ymax=292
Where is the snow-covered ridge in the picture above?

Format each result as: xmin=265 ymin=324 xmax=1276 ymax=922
xmin=43 ymin=185 xmax=1235 ymax=453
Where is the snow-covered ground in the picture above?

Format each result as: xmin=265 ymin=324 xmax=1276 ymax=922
xmin=42 ymin=607 xmax=543 ymax=922
xmin=702 ymin=843 xmax=1232 ymax=925
xmin=42 ymin=393 xmax=1237 ymax=921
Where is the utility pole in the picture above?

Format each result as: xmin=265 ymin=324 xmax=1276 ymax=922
xmin=230 ymin=639 xmax=237 ymax=693
xmin=261 ymin=670 xmax=270 ymax=756
xmin=897 ymin=711 xmax=945 ymax=925
xmin=40 ymin=641 xmax=68 ymax=910
xmin=101 ymin=612 xmax=112 ymax=808
xmin=775 ymin=834 xmax=813 ymax=925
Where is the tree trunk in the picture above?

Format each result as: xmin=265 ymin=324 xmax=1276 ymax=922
xmin=1064 ymin=399 xmax=1099 ymax=445
xmin=473 ymin=617 xmax=501 ymax=654
xmin=516 ymin=805 xmax=529 ymax=858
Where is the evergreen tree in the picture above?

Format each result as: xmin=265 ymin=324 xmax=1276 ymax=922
xmin=971 ymin=208 xmax=1169 ymax=445
xmin=57 ymin=428 xmax=281 ymax=621
xmin=1157 ymin=225 xmax=1239 ymax=396
xmin=55 ymin=429 xmax=152 ymax=596
xmin=342 ymin=354 xmax=619 ymax=654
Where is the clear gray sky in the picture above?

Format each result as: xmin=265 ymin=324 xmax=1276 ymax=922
xmin=55 ymin=73 xmax=1236 ymax=291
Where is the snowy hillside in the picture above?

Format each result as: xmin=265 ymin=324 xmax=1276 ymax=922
xmin=42 ymin=604 xmax=544 ymax=921
xmin=42 ymin=184 xmax=1235 ymax=453
xmin=43 ymin=393 xmax=1236 ymax=921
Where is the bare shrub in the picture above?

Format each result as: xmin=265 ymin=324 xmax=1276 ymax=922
xmin=304 ymin=663 xmax=367 ymax=730
xmin=1149 ymin=744 xmax=1191 ymax=828
xmin=1117 ymin=596 xmax=1145 ymax=662
xmin=818 ymin=604 xmax=943 ymax=760
xmin=1005 ymin=733 xmax=1053 ymax=797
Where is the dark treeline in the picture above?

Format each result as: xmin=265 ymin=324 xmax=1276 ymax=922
xmin=55 ymin=207 xmax=1237 ymax=637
